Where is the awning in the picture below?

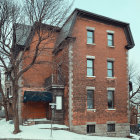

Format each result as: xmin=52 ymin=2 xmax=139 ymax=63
xmin=23 ymin=91 xmax=53 ymax=103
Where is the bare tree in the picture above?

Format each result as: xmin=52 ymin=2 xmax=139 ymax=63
xmin=129 ymin=62 xmax=140 ymax=105
xmin=0 ymin=0 xmax=73 ymax=134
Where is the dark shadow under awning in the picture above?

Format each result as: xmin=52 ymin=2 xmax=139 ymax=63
xmin=23 ymin=91 xmax=53 ymax=103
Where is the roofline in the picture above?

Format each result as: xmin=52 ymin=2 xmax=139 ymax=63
xmin=74 ymin=8 xmax=135 ymax=49
xmin=75 ymin=8 xmax=130 ymax=26
xmin=54 ymin=8 xmax=134 ymax=52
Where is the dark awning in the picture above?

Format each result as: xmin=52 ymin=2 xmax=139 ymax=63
xmin=23 ymin=91 xmax=53 ymax=103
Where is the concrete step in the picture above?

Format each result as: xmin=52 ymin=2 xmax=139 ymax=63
xmin=35 ymin=120 xmax=51 ymax=124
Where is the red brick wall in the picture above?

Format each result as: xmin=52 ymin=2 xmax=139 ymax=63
xmin=21 ymin=30 xmax=58 ymax=119
xmin=71 ymin=16 xmax=128 ymax=125
xmin=53 ymin=45 xmax=69 ymax=125
xmin=22 ymin=30 xmax=58 ymax=88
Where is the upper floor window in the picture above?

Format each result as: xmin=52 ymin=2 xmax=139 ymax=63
xmin=87 ymin=59 xmax=94 ymax=76
xmin=107 ymin=33 xmax=114 ymax=46
xmin=87 ymin=30 xmax=94 ymax=44
xmin=108 ymin=90 xmax=114 ymax=109
xmin=7 ymin=88 xmax=9 ymax=97
xmin=87 ymin=90 xmax=94 ymax=109
xmin=107 ymin=61 xmax=114 ymax=77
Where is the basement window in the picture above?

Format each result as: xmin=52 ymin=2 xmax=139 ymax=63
xmin=107 ymin=124 xmax=115 ymax=132
xmin=87 ymin=125 xmax=95 ymax=133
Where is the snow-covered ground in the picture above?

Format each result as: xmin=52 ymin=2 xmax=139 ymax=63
xmin=0 ymin=119 xmax=140 ymax=140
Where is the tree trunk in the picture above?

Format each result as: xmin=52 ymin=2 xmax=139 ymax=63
xmin=3 ymin=103 xmax=9 ymax=121
xmin=12 ymin=84 xmax=21 ymax=134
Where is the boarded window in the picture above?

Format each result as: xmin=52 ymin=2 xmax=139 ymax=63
xmin=56 ymin=96 xmax=62 ymax=110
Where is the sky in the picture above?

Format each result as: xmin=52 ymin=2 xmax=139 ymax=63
xmin=72 ymin=0 xmax=140 ymax=70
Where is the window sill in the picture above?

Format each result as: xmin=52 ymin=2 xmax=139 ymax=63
xmin=87 ymin=109 xmax=96 ymax=112
xmin=87 ymin=76 xmax=96 ymax=78
xmin=106 ymin=77 xmax=116 ymax=79
xmin=107 ymin=46 xmax=115 ymax=48
xmin=106 ymin=109 xmax=116 ymax=111
xmin=87 ymin=43 xmax=96 ymax=46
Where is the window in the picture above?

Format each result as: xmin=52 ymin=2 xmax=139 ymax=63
xmin=87 ymin=90 xmax=94 ymax=109
xmin=9 ymin=86 xmax=11 ymax=96
xmin=87 ymin=59 xmax=94 ymax=76
xmin=87 ymin=30 xmax=94 ymax=44
xmin=108 ymin=90 xmax=114 ymax=109
xmin=107 ymin=124 xmax=115 ymax=132
xmin=7 ymin=74 xmax=10 ymax=81
xmin=87 ymin=125 xmax=95 ymax=133
xmin=7 ymin=88 xmax=9 ymax=97
xmin=56 ymin=96 xmax=62 ymax=110
xmin=107 ymin=61 xmax=114 ymax=77
xmin=107 ymin=33 xmax=114 ymax=46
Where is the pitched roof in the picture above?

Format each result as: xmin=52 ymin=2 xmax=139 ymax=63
xmin=15 ymin=22 xmax=60 ymax=49
xmin=15 ymin=23 xmax=32 ymax=47
xmin=53 ymin=8 xmax=135 ymax=53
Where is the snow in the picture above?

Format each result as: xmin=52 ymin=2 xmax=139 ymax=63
xmin=0 ymin=119 xmax=140 ymax=140
xmin=28 ymin=118 xmax=48 ymax=121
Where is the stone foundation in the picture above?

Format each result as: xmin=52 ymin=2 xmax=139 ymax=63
xmin=70 ymin=123 xmax=130 ymax=137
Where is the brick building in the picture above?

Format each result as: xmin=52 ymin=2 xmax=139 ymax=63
xmin=5 ymin=9 xmax=135 ymax=136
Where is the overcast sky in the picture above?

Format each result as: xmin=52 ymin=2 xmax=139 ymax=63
xmin=72 ymin=0 xmax=140 ymax=70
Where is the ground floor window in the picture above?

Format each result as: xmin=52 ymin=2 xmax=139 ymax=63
xmin=87 ymin=125 xmax=95 ymax=133
xmin=56 ymin=96 xmax=62 ymax=110
xmin=107 ymin=124 xmax=115 ymax=132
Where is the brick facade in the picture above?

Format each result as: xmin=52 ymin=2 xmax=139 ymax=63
xmin=6 ymin=9 xmax=134 ymax=137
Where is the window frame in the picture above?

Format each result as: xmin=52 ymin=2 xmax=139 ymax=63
xmin=87 ymin=59 xmax=94 ymax=77
xmin=107 ymin=33 xmax=114 ymax=46
xmin=107 ymin=124 xmax=115 ymax=132
xmin=87 ymin=90 xmax=94 ymax=109
xmin=107 ymin=61 xmax=114 ymax=77
xmin=87 ymin=124 xmax=95 ymax=133
xmin=107 ymin=90 xmax=114 ymax=109
xmin=87 ymin=30 xmax=94 ymax=44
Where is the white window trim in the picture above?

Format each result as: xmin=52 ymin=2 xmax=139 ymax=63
xmin=86 ymin=55 xmax=95 ymax=59
xmin=87 ymin=43 xmax=96 ymax=45
xmin=107 ymin=109 xmax=116 ymax=111
xmin=86 ymin=86 xmax=95 ymax=90
xmin=87 ymin=122 xmax=96 ymax=125
xmin=107 ymin=45 xmax=115 ymax=48
xmin=87 ymin=108 xmax=96 ymax=111
xmin=87 ymin=27 xmax=95 ymax=45
xmin=106 ymin=30 xmax=115 ymax=34
xmin=87 ymin=76 xmax=96 ymax=78
xmin=107 ymin=58 xmax=115 ymax=61
xmin=107 ymin=87 xmax=115 ymax=91
xmin=86 ymin=27 xmax=95 ymax=30
xmin=106 ymin=77 xmax=116 ymax=79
